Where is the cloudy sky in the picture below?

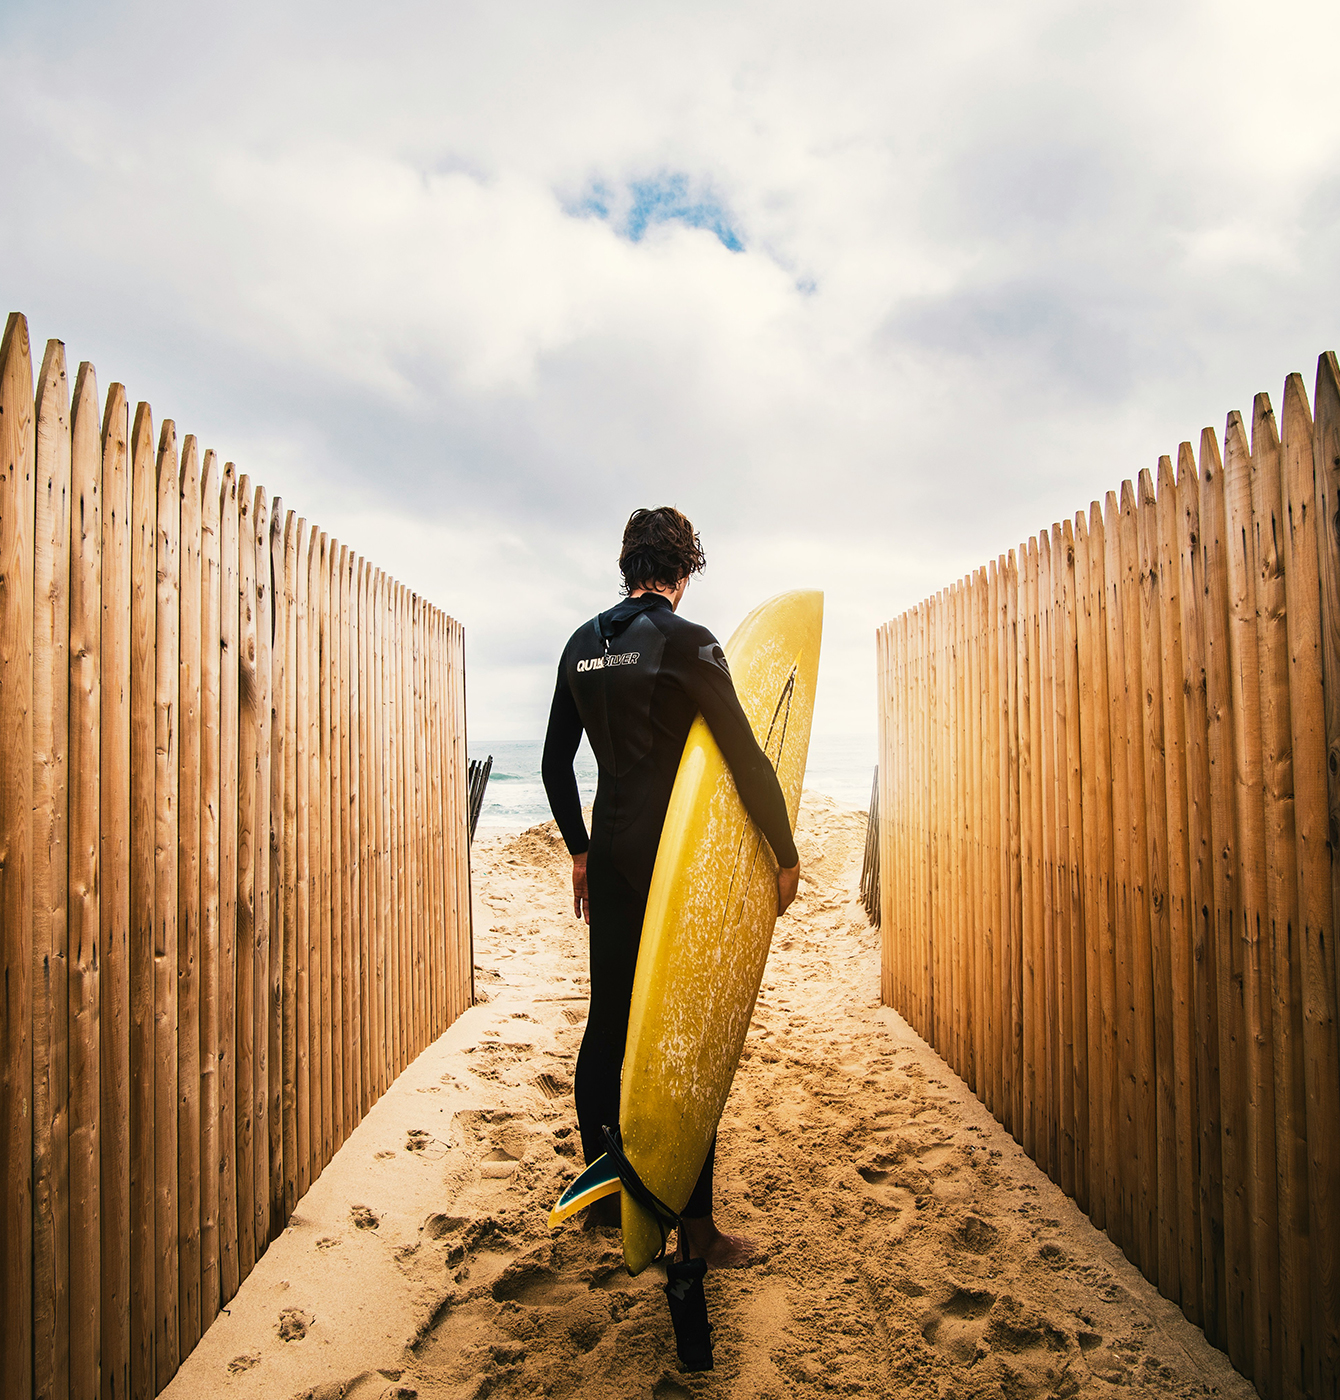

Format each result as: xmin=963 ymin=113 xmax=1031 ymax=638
xmin=3 ymin=0 xmax=1339 ymax=749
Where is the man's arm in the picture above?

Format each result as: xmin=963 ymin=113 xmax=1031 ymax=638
xmin=541 ymin=667 xmax=590 ymax=856
xmin=673 ymin=631 xmax=801 ymax=910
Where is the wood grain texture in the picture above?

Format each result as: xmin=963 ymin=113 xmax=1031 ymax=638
xmin=1174 ymin=441 xmax=1226 ymax=1346
xmin=1251 ymin=394 xmax=1311 ymax=1400
xmin=294 ymin=521 xmax=312 ymax=1199
xmin=176 ymin=435 xmax=202 ymax=1360
xmin=250 ymin=486 xmax=271 ymax=1263
xmin=234 ymin=479 xmax=257 ymax=1282
xmin=99 ymin=380 xmax=132 ymax=1400
xmin=33 ymin=336 xmax=72 ymax=1400
xmin=268 ymin=498 xmax=287 ymax=1237
xmin=128 ymin=400 xmax=156 ymax=1400
xmin=1136 ymin=467 xmax=1178 ymax=1301
xmin=1224 ymin=408 xmax=1281 ymax=1397
xmin=198 ymin=450 xmax=222 ymax=1331
xmin=1157 ymin=453 xmax=1201 ymax=1324
xmin=68 ymin=361 xmax=102 ymax=1400
xmin=217 ymin=463 xmax=239 ymax=1306
xmin=280 ymin=511 xmax=299 ymax=1220
xmin=152 ymin=419 xmax=180 ymax=1390
xmin=0 ymin=313 xmax=35 ymax=1397
xmin=1281 ymin=372 xmax=1340 ymax=1398
xmin=1199 ymin=425 xmax=1252 ymax=1375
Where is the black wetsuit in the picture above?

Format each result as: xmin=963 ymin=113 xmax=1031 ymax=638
xmin=541 ymin=592 xmax=798 ymax=1216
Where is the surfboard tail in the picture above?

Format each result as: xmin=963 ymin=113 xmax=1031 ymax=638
xmin=547 ymin=1154 xmax=621 ymax=1230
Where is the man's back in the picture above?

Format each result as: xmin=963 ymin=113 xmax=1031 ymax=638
xmin=542 ymin=591 xmax=796 ymax=892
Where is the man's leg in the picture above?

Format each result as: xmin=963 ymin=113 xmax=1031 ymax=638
xmin=574 ymin=853 xmax=644 ymax=1169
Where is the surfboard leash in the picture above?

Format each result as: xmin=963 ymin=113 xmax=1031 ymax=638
xmin=600 ymin=1125 xmax=714 ymax=1372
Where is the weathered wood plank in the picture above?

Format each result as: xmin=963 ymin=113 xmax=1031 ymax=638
xmin=152 ymin=419 xmax=181 ymax=1390
xmin=1224 ymin=408 xmax=1280 ymax=1395
xmin=234 ymin=478 xmax=257 ymax=1282
xmin=68 ymin=361 xmax=102 ymax=1400
xmin=217 ymin=463 xmax=240 ymax=1305
xmin=198 ymin=450 xmax=222 ymax=1330
xmin=268 ymin=498 xmax=287 ymax=1237
xmin=250 ymin=486 xmax=271 ymax=1261
xmin=176 ymin=434 xmax=203 ymax=1360
xmin=99 ymin=379 xmax=132 ymax=1399
xmin=1281 ymin=371 xmax=1340 ymax=1398
xmin=128 ymin=400 xmax=157 ymax=1400
xmin=0 ymin=312 xmax=35 ymax=1396
xmin=33 ymin=336 xmax=72 ymax=1400
xmin=294 ymin=521 xmax=312 ymax=1199
xmin=280 ymin=511 xmax=299 ymax=1220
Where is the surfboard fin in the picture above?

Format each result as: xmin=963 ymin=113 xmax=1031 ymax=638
xmin=548 ymin=1153 xmax=621 ymax=1229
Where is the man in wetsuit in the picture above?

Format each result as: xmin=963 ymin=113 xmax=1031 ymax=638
xmin=541 ymin=506 xmax=800 ymax=1269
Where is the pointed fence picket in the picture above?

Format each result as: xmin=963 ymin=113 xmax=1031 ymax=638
xmin=876 ymin=354 xmax=1340 ymax=1400
xmin=0 ymin=313 xmax=474 ymax=1399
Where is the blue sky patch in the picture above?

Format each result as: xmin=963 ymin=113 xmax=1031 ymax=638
xmin=572 ymin=173 xmax=744 ymax=252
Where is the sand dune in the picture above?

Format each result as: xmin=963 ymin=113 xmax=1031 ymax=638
xmin=163 ymin=794 xmax=1253 ymax=1400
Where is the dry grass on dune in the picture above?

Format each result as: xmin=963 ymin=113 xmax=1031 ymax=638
xmin=163 ymin=795 xmax=1252 ymax=1400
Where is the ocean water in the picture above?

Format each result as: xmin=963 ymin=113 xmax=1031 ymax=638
xmin=469 ymin=732 xmax=876 ymax=834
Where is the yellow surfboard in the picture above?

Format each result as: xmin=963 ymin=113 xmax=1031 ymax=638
xmin=548 ymin=590 xmax=822 ymax=1275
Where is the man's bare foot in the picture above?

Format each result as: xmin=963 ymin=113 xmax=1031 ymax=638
xmin=678 ymin=1215 xmax=759 ymax=1269
xmin=582 ymin=1194 xmax=620 ymax=1231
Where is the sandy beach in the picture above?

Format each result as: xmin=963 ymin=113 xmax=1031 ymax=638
xmin=162 ymin=794 xmax=1252 ymax=1400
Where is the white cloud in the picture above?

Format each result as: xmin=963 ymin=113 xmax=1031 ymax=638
xmin=3 ymin=0 xmax=1340 ymax=747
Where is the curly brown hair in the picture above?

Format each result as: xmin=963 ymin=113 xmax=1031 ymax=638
xmin=618 ymin=506 xmax=706 ymax=594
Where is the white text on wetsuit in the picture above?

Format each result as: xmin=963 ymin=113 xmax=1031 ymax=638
xmin=576 ymin=652 xmax=640 ymax=673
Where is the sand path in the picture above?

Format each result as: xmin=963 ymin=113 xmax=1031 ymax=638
xmin=164 ymin=794 xmax=1252 ymax=1400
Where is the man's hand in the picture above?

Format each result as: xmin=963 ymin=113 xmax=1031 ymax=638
xmin=572 ymin=852 xmax=590 ymax=924
xmin=777 ymin=861 xmax=800 ymax=916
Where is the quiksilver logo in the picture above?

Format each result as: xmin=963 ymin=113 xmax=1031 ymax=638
xmin=576 ymin=652 xmax=640 ymax=673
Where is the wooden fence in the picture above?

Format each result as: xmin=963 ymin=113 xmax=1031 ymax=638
xmin=875 ymin=354 xmax=1340 ymax=1400
xmin=0 ymin=313 xmax=474 ymax=1400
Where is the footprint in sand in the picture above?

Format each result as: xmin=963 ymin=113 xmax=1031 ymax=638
xmin=534 ymin=1072 xmax=569 ymax=1100
xmin=921 ymin=1285 xmax=996 ymax=1362
xmin=277 ymin=1308 xmax=313 ymax=1342
xmin=350 ymin=1205 xmax=380 ymax=1230
xmin=954 ymin=1213 xmax=1000 ymax=1254
xmin=480 ymin=1148 xmax=519 ymax=1179
xmin=227 ymin=1354 xmax=259 ymax=1374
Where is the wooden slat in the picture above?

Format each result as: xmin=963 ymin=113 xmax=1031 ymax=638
xmin=1104 ymin=489 xmax=1136 ymax=1260
xmin=99 ymin=381 xmax=132 ymax=1398
xmin=1224 ymin=408 xmax=1280 ymax=1395
xmin=308 ymin=527 xmax=324 ymax=1183
xmin=1021 ymin=540 xmax=1040 ymax=1160
xmin=198 ymin=450 xmax=222 ymax=1331
xmin=1060 ymin=521 xmax=1087 ymax=1210
xmin=1005 ymin=554 xmax=1023 ymax=1137
xmin=318 ymin=533 xmax=333 ymax=1169
xmin=343 ymin=551 xmax=360 ymax=1121
xmin=335 ymin=544 xmax=350 ymax=1145
xmin=1137 ymin=465 xmax=1179 ymax=1302
xmin=152 ymin=419 xmax=181 ymax=1389
xmin=250 ymin=486 xmax=271 ymax=1262
xmin=33 ymin=336 xmax=72 ymax=1400
xmin=234 ymin=478 xmax=257 ymax=1283
xmin=1038 ymin=532 xmax=1059 ymax=1184
xmin=1157 ymin=453 xmax=1201 ymax=1324
xmin=1281 ymin=371 xmax=1340 ymax=1399
xmin=0 ymin=312 xmax=35 ymax=1397
xmin=128 ymin=400 xmax=156 ymax=1400
xmin=1200 ymin=424 xmax=1252 ymax=1374
xmin=1251 ymin=393 xmax=1312 ymax=1400
xmin=217 ymin=463 xmax=240 ymax=1306
xmin=268 ymin=497 xmax=286 ymax=1238
xmin=176 ymin=435 xmax=203 ymax=1360
xmin=68 ymin=361 xmax=102 ymax=1400
xmin=1175 ymin=441 xmax=1226 ymax=1345
xmin=293 ymin=522 xmax=312 ymax=1198
xmin=281 ymin=512 xmax=299 ymax=1219
xmin=269 ymin=501 xmax=288 ymax=1236
xmin=375 ymin=570 xmax=390 ymax=1097
xmin=987 ymin=560 xmax=1003 ymax=1124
